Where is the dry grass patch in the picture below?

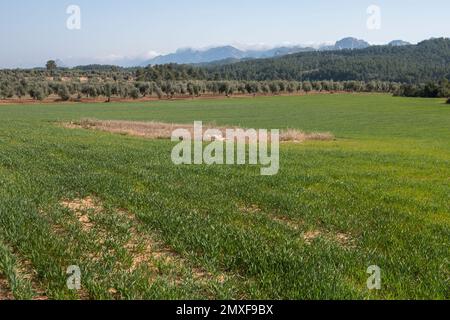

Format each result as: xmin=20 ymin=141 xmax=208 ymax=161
xmin=63 ymin=119 xmax=334 ymax=143
xmin=64 ymin=119 xmax=223 ymax=140
xmin=280 ymin=129 xmax=335 ymax=142
xmin=239 ymin=204 xmax=262 ymax=214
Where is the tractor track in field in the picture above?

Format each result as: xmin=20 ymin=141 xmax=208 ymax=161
xmin=53 ymin=196 xmax=234 ymax=299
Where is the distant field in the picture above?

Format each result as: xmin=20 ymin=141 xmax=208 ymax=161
xmin=0 ymin=94 xmax=448 ymax=299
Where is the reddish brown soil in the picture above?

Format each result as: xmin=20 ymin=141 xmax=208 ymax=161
xmin=0 ymin=91 xmax=356 ymax=106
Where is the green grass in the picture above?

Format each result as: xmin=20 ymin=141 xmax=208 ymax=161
xmin=0 ymin=94 xmax=448 ymax=300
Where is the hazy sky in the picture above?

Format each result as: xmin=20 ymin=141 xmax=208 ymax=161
xmin=1 ymin=0 xmax=449 ymax=68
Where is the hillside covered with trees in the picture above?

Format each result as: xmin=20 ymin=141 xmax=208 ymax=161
xmin=201 ymin=38 xmax=450 ymax=83
xmin=140 ymin=38 xmax=449 ymax=84
xmin=0 ymin=38 xmax=448 ymax=102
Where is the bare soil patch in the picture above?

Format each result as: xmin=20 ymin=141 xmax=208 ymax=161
xmin=0 ymin=276 xmax=14 ymax=300
xmin=116 ymin=208 xmax=218 ymax=283
xmin=302 ymin=230 xmax=355 ymax=248
xmin=60 ymin=196 xmax=102 ymax=231
xmin=18 ymin=258 xmax=48 ymax=300
xmin=303 ymin=230 xmax=322 ymax=244
xmin=271 ymin=216 xmax=303 ymax=230
xmin=239 ymin=204 xmax=304 ymax=230
xmin=0 ymin=91 xmax=355 ymax=106
xmin=238 ymin=204 xmax=353 ymax=247
xmin=0 ymin=253 xmax=48 ymax=300
xmin=59 ymin=197 xmax=224 ymax=290
xmin=332 ymin=232 xmax=355 ymax=247
xmin=60 ymin=196 xmax=102 ymax=213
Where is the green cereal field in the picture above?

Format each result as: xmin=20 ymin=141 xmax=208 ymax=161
xmin=0 ymin=94 xmax=449 ymax=300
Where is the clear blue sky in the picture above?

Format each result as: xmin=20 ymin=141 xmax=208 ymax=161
xmin=1 ymin=0 xmax=449 ymax=68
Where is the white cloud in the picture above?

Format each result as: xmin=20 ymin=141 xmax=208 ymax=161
xmin=232 ymin=42 xmax=272 ymax=51
xmin=142 ymin=50 xmax=161 ymax=59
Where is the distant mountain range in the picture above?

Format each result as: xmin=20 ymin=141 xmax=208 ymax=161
xmin=140 ymin=45 xmax=315 ymax=66
xmin=53 ymin=37 xmax=414 ymax=68
xmin=141 ymin=37 xmax=412 ymax=66
xmin=60 ymin=38 xmax=448 ymax=84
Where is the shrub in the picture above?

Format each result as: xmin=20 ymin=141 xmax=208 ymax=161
xmin=29 ymin=87 xmax=46 ymax=101
xmin=57 ymin=85 xmax=70 ymax=101
xmin=129 ymin=88 xmax=140 ymax=99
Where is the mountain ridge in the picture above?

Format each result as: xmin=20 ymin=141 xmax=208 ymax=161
xmin=140 ymin=37 xmax=410 ymax=66
xmin=197 ymin=38 xmax=450 ymax=83
xmin=135 ymin=38 xmax=449 ymax=84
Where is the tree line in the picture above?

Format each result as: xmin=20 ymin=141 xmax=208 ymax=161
xmin=1 ymin=69 xmax=447 ymax=101
xmin=395 ymin=79 xmax=450 ymax=98
xmin=0 ymin=73 xmax=404 ymax=101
